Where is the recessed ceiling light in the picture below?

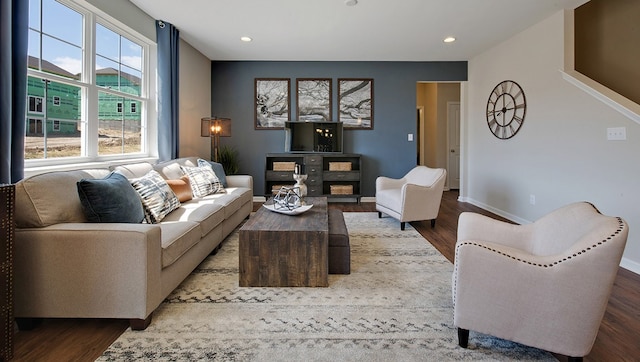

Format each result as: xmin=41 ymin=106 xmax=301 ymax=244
xmin=240 ymin=36 xmax=252 ymax=42
xmin=443 ymin=37 xmax=456 ymax=43
xmin=345 ymin=0 xmax=357 ymax=6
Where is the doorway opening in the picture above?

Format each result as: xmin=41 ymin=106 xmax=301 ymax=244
xmin=416 ymin=82 xmax=461 ymax=190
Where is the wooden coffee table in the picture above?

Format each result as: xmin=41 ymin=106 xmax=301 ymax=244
xmin=239 ymin=197 xmax=328 ymax=287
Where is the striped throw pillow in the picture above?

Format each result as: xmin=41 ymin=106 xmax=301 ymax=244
xmin=180 ymin=165 xmax=224 ymax=198
xmin=130 ymin=170 xmax=181 ymax=223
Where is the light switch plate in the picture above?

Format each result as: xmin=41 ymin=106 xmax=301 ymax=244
xmin=408 ymin=133 xmax=414 ymax=141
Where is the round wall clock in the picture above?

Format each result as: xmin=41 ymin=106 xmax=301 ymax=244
xmin=486 ymin=80 xmax=526 ymax=139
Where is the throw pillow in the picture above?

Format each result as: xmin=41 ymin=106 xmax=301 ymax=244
xmin=197 ymin=158 xmax=228 ymax=188
xmin=130 ymin=170 xmax=181 ymax=224
xmin=166 ymin=175 xmax=193 ymax=202
xmin=77 ymin=172 xmax=145 ymax=223
xmin=181 ymin=165 xmax=224 ymax=198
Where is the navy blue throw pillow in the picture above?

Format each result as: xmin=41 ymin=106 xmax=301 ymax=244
xmin=77 ymin=172 xmax=145 ymax=223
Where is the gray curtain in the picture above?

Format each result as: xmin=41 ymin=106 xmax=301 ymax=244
xmin=156 ymin=20 xmax=180 ymax=161
xmin=0 ymin=0 xmax=28 ymax=183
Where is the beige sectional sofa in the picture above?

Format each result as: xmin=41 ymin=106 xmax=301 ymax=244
xmin=13 ymin=157 xmax=253 ymax=330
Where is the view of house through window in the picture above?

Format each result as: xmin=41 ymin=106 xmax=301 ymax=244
xmin=26 ymin=0 xmax=148 ymax=161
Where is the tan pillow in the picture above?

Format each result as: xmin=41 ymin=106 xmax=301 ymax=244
xmin=166 ymin=175 xmax=192 ymax=202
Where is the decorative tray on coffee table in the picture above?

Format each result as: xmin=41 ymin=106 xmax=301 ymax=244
xmin=262 ymin=203 xmax=313 ymax=215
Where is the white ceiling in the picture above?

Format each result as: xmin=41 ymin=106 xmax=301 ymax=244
xmin=129 ymin=0 xmax=588 ymax=61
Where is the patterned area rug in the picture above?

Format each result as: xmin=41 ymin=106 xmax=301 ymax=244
xmin=98 ymin=212 xmax=556 ymax=361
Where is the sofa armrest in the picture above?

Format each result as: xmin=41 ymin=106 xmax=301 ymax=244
xmin=14 ymin=223 xmax=163 ymax=320
xmin=226 ymin=175 xmax=253 ymax=190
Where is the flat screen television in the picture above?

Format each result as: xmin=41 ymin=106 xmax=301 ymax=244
xmin=284 ymin=121 xmax=343 ymax=153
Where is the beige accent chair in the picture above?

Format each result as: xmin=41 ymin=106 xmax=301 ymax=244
xmin=452 ymin=202 xmax=629 ymax=361
xmin=375 ymin=166 xmax=446 ymax=230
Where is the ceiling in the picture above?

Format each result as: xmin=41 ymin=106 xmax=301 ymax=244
xmin=129 ymin=0 xmax=588 ymax=62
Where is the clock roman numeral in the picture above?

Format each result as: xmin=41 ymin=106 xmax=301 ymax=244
xmin=513 ymin=115 xmax=523 ymax=125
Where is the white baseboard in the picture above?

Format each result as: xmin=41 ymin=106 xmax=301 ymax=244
xmin=253 ymin=196 xmax=266 ymax=202
xmin=620 ymin=258 xmax=640 ymax=275
xmin=457 ymin=196 xmax=531 ymax=225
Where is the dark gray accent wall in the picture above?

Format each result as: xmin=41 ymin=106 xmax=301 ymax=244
xmin=210 ymin=61 xmax=467 ymax=197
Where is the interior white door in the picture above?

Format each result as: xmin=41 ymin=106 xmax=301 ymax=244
xmin=447 ymin=102 xmax=460 ymax=189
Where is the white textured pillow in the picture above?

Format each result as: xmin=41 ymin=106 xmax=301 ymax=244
xmin=130 ymin=170 xmax=181 ymax=223
xmin=180 ymin=165 xmax=224 ymax=198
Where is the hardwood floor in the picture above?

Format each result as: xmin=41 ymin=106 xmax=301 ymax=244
xmin=11 ymin=192 xmax=640 ymax=361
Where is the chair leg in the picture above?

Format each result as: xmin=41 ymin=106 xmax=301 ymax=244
xmin=567 ymin=357 xmax=583 ymax=362
xmin=378 ymin=211 xmax=382 ymax=218
xmin=400 ymin=222 xmax=405 ymax=231
xmin=457 ymin=328 xmax=469 ymax=348
xmin=431 ymin=219 xmax=436 ymax=228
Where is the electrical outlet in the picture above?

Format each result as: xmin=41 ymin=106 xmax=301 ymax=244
xmin=607 ymin=127 xmax=626 ymax=141
xmin=529 ymin=194 xmax=536 ymax=205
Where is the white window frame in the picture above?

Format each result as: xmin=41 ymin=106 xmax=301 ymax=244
xmin=25 ymin=0 xmax=157 ymax=172
xmin=52 ymin=120 xmax=60 ymax=131
xmin=53 ymin=96 xmax=61 ymax=106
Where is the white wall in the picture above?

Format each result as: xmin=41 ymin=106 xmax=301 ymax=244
xmin=178 ymin=40 xmax=212 ymax=159
xmin=463 ymin=11 xmax=640 ymax=273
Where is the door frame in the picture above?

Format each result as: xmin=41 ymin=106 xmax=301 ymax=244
xmin=446 ymin=101 xmax=460 ymax=190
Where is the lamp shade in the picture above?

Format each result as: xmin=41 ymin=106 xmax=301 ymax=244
xmin=201 ymin=117 xmax=232 ymax=137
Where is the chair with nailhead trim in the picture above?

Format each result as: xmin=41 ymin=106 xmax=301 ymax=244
xmin=452 ymin=202 xmax=628 ymax=362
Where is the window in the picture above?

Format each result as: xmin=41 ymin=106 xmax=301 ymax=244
xmin=26 ymin=0 xmax=152 ymax=163
xmin=29 ymin=96 xmax=43 ymax=113
xmin=27 ymin=119 xmax=43 ymax=135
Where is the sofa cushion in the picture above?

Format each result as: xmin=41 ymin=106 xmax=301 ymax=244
xmin=15 ymin=169 xmax=111 ymax=228
xmin=153 ymin=157 xmax=198 ymax=180
xmin=110 ymin=162 xmax=154 ymax=179
xmin=180 ymin=165 xmax=224 ymax=198
xmin=200 ymin=187 xmax=251 ymax=219
xmin=77 ymin=172 xmax=145 ymax=223
xmin=162 ymin=200 xmax=225 ymax=237
xmin=158 ymin=221 xmax=201 ymax=268
xmin=130 ymin=170 xmax=181 ymax=224
xmin=197 ymin=159 xmax=228 ymax=188
xmin=166 ymin=176 xmax=193 ymax=202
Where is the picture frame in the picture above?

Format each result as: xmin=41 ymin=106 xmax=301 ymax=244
xmin=255 ymin=78 xmax=291 ymax=129
xmin=296 ymin=78 xmax=332 ymax=122
xmin=338 ymin=78 xmax=374 ymax=129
